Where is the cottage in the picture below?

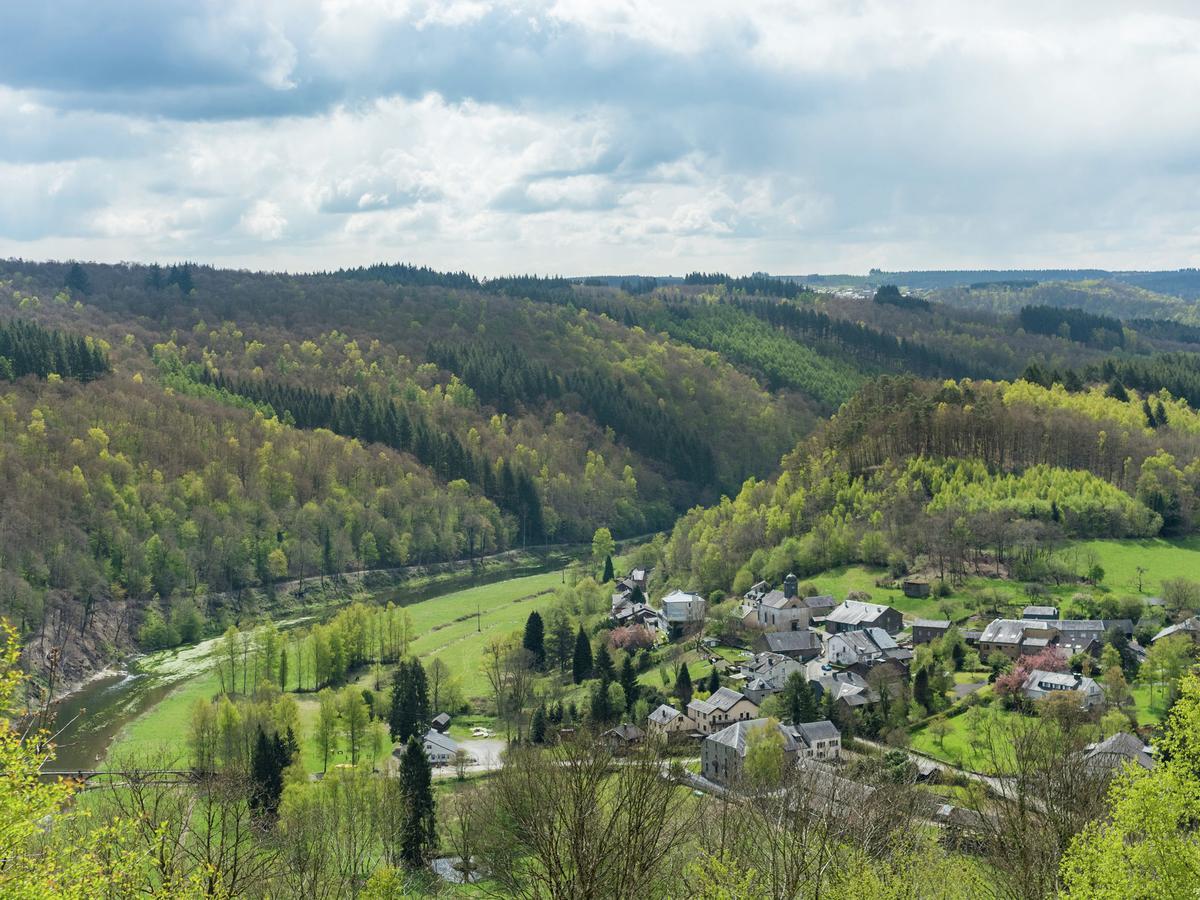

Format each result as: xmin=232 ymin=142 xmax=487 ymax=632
xmin=420 ymin=729 xmax=459 ymax=766
xmin=431 ymin=712 xmax=451 ymax=733
xmin=646 ymin=703 xmax=694 ymax=739
xmin=754 ymin=628 xmax=823 ymax=661
xmin=1082 ymin=732 xmax=1155 ymax=774
xmin=902 ymin=577 xmax=931 ymax=598
xmin=1021 ymin=669 xmax=1104 ymax=709
xmin=687 ymin=686 xmax=759 ymax=735
xmin=823 ymin=600 xmax=903 ymax=635
xmin=812 ymin=670 xmax=879 ymax=711
xmin=827 ymin=627 xmax=912 ymax=672
xmin=661 ymin=590 xmax=706 ymax=627
xmin=912 ymin=619 xmax=951 ymax=645
xmin=700 ymin=717 xmax=840 ymax=785
xmin=602 ymin=723 xmax=644 ymax=748
xmin=630 ymin=567 xmax=651 ymax=591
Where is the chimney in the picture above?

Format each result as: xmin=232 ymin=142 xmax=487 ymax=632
xmin=784 ymin=573 xmax=798 ymax=599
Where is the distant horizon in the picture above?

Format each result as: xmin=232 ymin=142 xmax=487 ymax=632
xmin=6 ymin=256 xmax=1200 ymax=283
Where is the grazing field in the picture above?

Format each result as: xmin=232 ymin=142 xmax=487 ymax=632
xmin=108 ymin=570 xmax=570 ymax=773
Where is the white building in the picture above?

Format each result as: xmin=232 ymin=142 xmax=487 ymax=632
xmin=661 ymin=589 xmax=706 ymax=625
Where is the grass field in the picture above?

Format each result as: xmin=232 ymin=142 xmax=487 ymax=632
xmin=109 ymin=569 xmax=573 ymax=773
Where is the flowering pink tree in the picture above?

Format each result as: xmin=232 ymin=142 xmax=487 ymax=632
xmin=609 ymin=625 xmax=656 ymax=651
xmin=994 ymin=647 xmax=1069 ymax=698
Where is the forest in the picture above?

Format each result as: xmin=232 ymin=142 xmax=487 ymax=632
xmin=8 ymin=256 xmax=1200 ymax=691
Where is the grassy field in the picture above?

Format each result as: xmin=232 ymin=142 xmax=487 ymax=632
xmin=109 ymin=569 xmax=572 ymax=773
xmin=908 ymin=704 xmax=1013 ymax=773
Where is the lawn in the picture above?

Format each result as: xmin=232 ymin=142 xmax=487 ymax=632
xmin=909 ymin=703 xmax=1015 ymax=773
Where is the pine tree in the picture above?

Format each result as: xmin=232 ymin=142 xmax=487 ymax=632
xmin=913 ymin=666 xmax=932 ymax=711
xmin=620 ymin=655 xmax=639 ymax=707
xmin=707 ymin=668 xmax=720 ymax=694
xmin=589 ymin=678 xmax=613 ymax=724
xmin=523 ymin=611 xmax=546 ymax=670
xmin=602 ymin=554 xmax=614 ymax=583
xmin=279 ymin=646 xmax=288 ymax=692
xmin=784 ymin=672 xmax=818 ymax=723
xmin=389 ymin=659 xmax=431 ymax=742
xmin=530 ymin=704 xmax=547 ymax=744
xmin=399 ymin=735 xmax=436 ymax=869
xmin=594 ymin=644 xmax=616 ymax=682
xmin=572 ymin=626 xmax=593 ymax=684
xmin=675 ymin=663 xmax=693 ymax=707
xmin=249 ymin=727 xmax=286 ymax=820
xmin=64 ymin=262 xmax=91 ymax=296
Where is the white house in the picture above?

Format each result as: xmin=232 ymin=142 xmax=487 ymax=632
xmin=661 ymin=589 xmax=706 ymax=626
xmin=1021 ymin=670 xmax=1104 ymax=709
xmin=421 ymin=728 xmax=459 ymax=766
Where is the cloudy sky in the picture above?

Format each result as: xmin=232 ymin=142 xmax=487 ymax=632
xmin=1 ymin=1 xmax=1199 ymax=276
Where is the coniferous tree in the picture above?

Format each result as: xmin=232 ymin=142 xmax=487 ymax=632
xmin=572 ymin=626 xmax=593 ymax=684
xmin=594 ymin=644 xmax=616 ymax=682
xmin=389 ymin=659 xmax=431 ymax=742
xmin=278 ymin=646 xmax=288 ymax=691
xmin=619 ymin=655 xmax=639 ymax=707
xmin=707 ymin=668 xmax=720 ymax=694
xmin=675 ymin=663 xmax=693 ymax=707
xmin=399 ymin=735 xmax=436 ymax=869
xmin=64 ymin=262 xmax=91 ymax=295
xmin=913 ymin=666 xmax=933 ymax=711
xmin=602 ymin=554 xmax=615 ymax=583
xmin=530 ymin=704 xmax=547 ymax=744
xmin=249 ymin=727 xmax=289 ymax=820
xmin=523 ymin=611 xmax=546 ymax=671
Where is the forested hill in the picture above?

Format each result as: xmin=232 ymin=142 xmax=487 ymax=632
xmin=664 ymin=373 xmax=1200 ymax=596
xmin=7 ymin=256 xmax=1200 ymax=686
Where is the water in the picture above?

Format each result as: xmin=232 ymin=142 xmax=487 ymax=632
xmin=47 ymin=670 xmax=178 ymax=771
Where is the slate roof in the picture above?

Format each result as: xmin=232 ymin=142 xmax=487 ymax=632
xmin=1153 ymin=616 xmax=1200 ymax=642
xmin=604 ymin=723 xmax=644 ymax=742
xmin=1083 ymin=732 xmax=1155 ymax=772
xmin=760 ymin=589 xmax=792 ymax=609
xmin=762 ymin=630 xmax=823 ymax=654
xmin=825 ymin=599 xmax=894 ymax=627
xmin=1022 ymin=605 xmax=1059 ymax=618
xmin=793 ymin=720 xmax=840 ymax=746
xmin=913 ymin=618 xmax=951 ymax=629
xmin=804 ymin=595 xmax=838 ymax=611
xmin=422 ymin=729 xmax=458 ymax=754
xmin=648 ymin=704 xmax=682 ymax=726
xmin=707 ymin=718 xmax=797 ymax=756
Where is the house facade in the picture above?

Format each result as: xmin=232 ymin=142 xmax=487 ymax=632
xmin=661 ymin=589 xmax=706 ymax=626
xmin=700 ymin=717 xmax=840 ymax=785
xmin=420 ymin=729 xmax=459 ymax=766
xmin=687 ymin=687 xmax=760 ymax=735
xmin=646 ymin=703 xmax=694 ymax=739
xmin=912 ymin=619 xmax=951 ymax=645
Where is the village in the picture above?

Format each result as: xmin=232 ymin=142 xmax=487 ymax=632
xmin=404 ymin=555 xmax=1179 ymax=843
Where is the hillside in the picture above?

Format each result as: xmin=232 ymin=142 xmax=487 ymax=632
xmin=10 ymin=258 xmax=1200 ymax=688
xmin=663 ymin=374 xmax=1200 ymax=595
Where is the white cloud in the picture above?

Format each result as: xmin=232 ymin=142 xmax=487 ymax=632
xmin=1 ymin=1 xmax=1199 ymax=272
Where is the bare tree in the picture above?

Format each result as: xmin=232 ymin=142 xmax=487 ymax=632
xmin=475 ymin=738 xmax=698 ymax=898
xmin=956 ymin=710 xmax=1110 ymax=900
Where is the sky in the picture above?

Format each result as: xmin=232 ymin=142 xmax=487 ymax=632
xmin=1 ymin=0 xmax=1199 ymax=276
